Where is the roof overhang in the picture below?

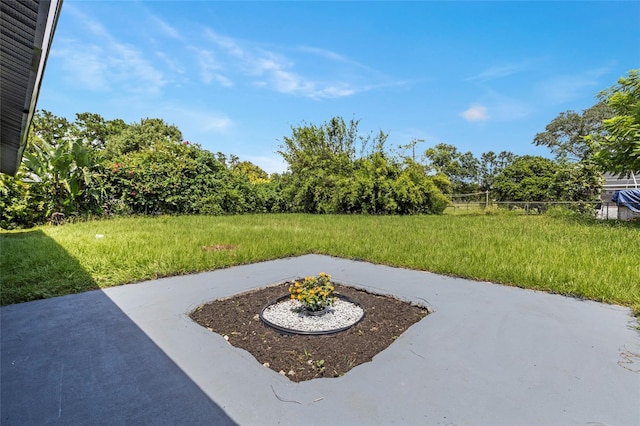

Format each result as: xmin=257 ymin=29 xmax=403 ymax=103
xmin=603 ymin=172 xmax=638 ymax=190
xmin=1 ymin=0 xmax=63 ymax=176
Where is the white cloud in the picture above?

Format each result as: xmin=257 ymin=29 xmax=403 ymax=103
xmin=146 ymin=102 xmax=235 ymax=143
xmin=110 ymin=44 xmax=166 ymax=95
xmin=211 ymin=74 xmax=233 ymax=88
xmin=538 ymin=67 xmax=611 ymax=104
xmin=320 ymin=85 xmax=357 ymax=98
xmin=52 ymin=41 xmax=110 ymax=91
xmin=202 ymin=115 xmax=234 ymax=132
xmin=204 ymin=29 xmax=246 ymax=58
xmin=482 ymin=88 xmax=533 ymax=122
xmin=466 ymin=62 xmax=529 ymax=82
xmin=56 ymin=5 xmax=167 ymax=95
xmin=190 ymin=48 xmax=233 ymax=87
xmin=155 ymin=51 xmax=185 ymax=75
xmin=201 ymin=28 xmax=395 ymax=99
xmin=296 ymin=45 xmax=387 ymax=79
xmin=297 ymin=46 xmax=346 ymax=62
xmin=491 ymin=100 xmax=532 ymax=121
xmin=148 ymin=14 xmax=184 ymax=40
xmin=58 ymin=6 xmax=399 ymax=102
xmin=461 ymin=104 xmax=489 ymax=122
xmin=171 ymin=107 xmax=234 ymax=133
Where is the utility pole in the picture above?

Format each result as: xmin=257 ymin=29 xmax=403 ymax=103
xmin=410 ymin=138 xmax=424 ymax=162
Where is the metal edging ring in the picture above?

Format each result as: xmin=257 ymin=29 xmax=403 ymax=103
xmin=259 ymin=293 xmax=365 ymax=336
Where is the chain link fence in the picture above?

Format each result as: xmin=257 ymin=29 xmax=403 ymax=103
xmin=447 ymin=199 xmax=629 ymax=220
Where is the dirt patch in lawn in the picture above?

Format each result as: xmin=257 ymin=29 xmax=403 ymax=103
xmin=190 ymin=283 xmax=429 ymax=382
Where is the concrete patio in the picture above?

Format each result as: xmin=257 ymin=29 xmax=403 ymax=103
xmin=2 ymin=255 xmax=639 ymax=425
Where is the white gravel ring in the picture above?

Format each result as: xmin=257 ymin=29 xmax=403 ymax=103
xmin=261 ymin=296 xmax=364 ymax=335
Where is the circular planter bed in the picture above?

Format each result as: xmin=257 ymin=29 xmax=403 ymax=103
xmin=260 ymin=294 xmax=365 ymax=335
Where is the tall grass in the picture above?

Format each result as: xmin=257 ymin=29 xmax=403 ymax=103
xmin=1 ymin=213 xmax=639 ymax=316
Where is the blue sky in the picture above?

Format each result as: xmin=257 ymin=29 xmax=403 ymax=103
xmin=39 ymin=1 xmax=639 ymax=174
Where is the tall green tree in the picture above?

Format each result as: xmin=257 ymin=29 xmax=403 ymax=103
xmin=492 ymin=156 xmax=558 ymax=202
xmin=493 ymin=155 xmax=602 ymax=204
xmin=277 ymin=117 xmax=363 ymax=213
xmin=534 ymin=102 xmax=612 ymax=162
xmin=478 ymin=150 xmax=516 ymax=191
xmin=103 ymin=118 xmax=182 ymax=159
xmin=423 ymin=143 xmax=480 ymax=194
xmin=72 ymin=112 xmax=127 ymax=150
xmin=592 ymin=69 xmax=640 ymax=176
xmin=549 ymin=161 xmax=603 ymax=203
xmin=30 ymin=110 xmax=71 ymax=148
xmin=278 ymin=117 xmax=359 ymax=175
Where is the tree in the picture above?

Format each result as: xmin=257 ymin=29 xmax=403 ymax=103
xmin=392 ymin=160 xmax=450 ymax=214
xmin=103 ymin=118 xmax=183 ymax=159
xmin=549 ymin=161 xmax=603 ymax=203
xmin=278 ymin=117 xmax=359 ymax=176
xmin=492 ymin=155 xmax=602 ymax=205
xmin=492 ymin=156 xmax=558 ymax=201
xmin=232 ymin=161 xmax=269 ymax=183
xmin=534 ymin=102 xmax=612 ymax=162
xmin=592 ymin=69 xmax=640 ymax=176
xmin=342 ymin=151 xmax=401 ymax=214
xmin=30 ymin=110 xmax=71 ymax=148
xmin=478 ymin=150 xmax=517 ymax=191
xmin=423 ymin=143 xmax=480 ymax=194
xmin=397 ymin=138 xmax=424 ymax=162
xmin=277 ymin=117 xmax=365 ymax=213
xmin=277 ymin=117 xmax=449 ymax=214
xmin=73 ymin=112 xmax=127 ymax=150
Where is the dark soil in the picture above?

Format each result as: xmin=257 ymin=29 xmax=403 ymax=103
xmin=189 ymin=283 xmax=429 ymax=382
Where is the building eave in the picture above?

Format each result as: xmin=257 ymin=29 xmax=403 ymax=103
xmin=1 ymin=0 xmax=63 ymax=175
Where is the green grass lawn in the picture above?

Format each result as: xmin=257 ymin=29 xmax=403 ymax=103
xmin=2 ymin=213 xmax=639 ymax=317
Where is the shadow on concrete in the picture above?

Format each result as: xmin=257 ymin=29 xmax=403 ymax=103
xmin=1 ymin=232 xmax=236 ymax=425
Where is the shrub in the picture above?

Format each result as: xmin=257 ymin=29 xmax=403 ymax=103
xmin=101 ymin=140 xmax=268 ymax=216
xmin=0 ymin=171 xmax=52 ymax=229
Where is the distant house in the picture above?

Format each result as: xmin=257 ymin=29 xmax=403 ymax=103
xmin=601 ymin=172 xmax=638 ymax=202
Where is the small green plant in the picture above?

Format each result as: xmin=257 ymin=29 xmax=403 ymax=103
xmin=288 ymin=272 xmax=336 ymax=312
